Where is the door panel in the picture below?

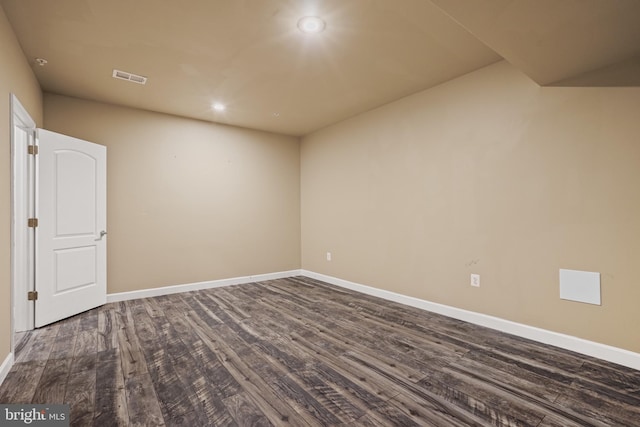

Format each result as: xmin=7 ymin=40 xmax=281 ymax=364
xmin=35 ymin=129 xmax=107 ymax=327
xmin=55 ymin=150 xmax=97 ymax=235
xmin=55 ymin=247 xmax=97 ymax=292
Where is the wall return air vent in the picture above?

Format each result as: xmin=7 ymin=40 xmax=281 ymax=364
xmin=112 ymin=69 xmax=147 ymax=85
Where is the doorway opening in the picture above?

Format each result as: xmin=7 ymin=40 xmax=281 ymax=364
xmin=10 ymin=99 xmax=107 ymax=356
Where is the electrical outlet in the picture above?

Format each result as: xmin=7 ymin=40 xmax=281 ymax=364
xmin=326 ymin=252 xmax=332 ymax=261
xmin=470 ymin=274 xmax=480 ymax=287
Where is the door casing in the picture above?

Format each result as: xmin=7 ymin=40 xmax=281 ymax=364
xmin=10 ymin=94 xmax=36 ymax=353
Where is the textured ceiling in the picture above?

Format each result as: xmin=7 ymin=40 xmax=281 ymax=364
xmin=2 ymin=0 xmax=638 ymax=136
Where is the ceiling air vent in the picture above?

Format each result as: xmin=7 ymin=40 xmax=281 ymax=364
xmin=112 ymin=69 xmax=147 ymax=85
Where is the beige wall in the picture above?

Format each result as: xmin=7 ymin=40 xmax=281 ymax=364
xmin=44 ymin=94 xmax=300 ymax=294
xmin=301 ymin=61 xmax=640 ymax=353
xmin=0 ymin=6 xmax=42 ymax=361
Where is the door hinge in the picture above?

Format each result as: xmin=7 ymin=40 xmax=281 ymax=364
xmin=28 ymin=291 xmax=38 ymax=301
xmin=28 ymin=218 xmax=38 ymax=228
xmin=28 ymin=145 xmax=39 ymax=155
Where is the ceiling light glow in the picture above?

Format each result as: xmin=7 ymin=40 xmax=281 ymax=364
xmin=212 ymin=103 xmax=226 ymax=112
xmin=297 ymin=16 xmax=326 ymax=34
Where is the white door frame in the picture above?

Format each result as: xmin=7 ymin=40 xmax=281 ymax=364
xmin=10 ymin=94 xmax=36 ymax=353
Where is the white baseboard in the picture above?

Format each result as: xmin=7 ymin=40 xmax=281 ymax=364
xmin=107 ymin=269 xmax=302 ymax=303
xmin=301 ymin=270 xmax=640 ymax=371
xmin=0 ymin=352 xmax=14 ymax=387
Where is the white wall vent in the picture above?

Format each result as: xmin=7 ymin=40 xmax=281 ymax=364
xmin=559 ymin=269 xmax=601 ymax=305
xmin=112 ymin=69 xmax=147 ymax=85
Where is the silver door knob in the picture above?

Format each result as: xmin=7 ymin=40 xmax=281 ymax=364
xmin=95 ymin=230 xmax=107 ymax=241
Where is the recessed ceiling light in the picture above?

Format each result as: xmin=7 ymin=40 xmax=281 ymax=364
xmin=297 ymin=16 xmax=326 ymax=34
xmin=212 ymin=103 xmax=226 ymax=112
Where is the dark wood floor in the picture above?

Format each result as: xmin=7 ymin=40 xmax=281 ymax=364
xmin=1 ymin=277 xmax=639 ymax=426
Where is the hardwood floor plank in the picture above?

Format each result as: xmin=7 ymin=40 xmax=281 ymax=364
xmin=536 ymin=413 xmax=606 ymax=427
xmin=115 ymin=304 xmax=166 ymax=426
xmin=241 ymin=308 xmax=402 ymax=408
xmin=13 ymin=330 xmax=34 ymax=358
xmin=338 ymin=351 xmax=495 ymax=426
xmin=123 ymin=374 xmax=166 ymax=427
xmin=94 ymin=349 xmax=129 ymax=426
xmin=0 ymin=360 xmax=47 ymax=403
xmin=73 ymin=330 xmax=98 ymax=357
xmin=174 ymin=298 xmax=244 ymax=402
xmin=56 ymin=315 xmax=81 ymax=337
xmin=418 ymin=363 xmax=606 ymax=427
xmin=579 ymin=359 xmax=640 ymax=394
xmin=180 ymin=321 xmax=243 ymax=400
xmin=129 ymin=299 xmax=162 ymax=342
xmin=142 ymin=297 xmax=164 ymax=318
xmin=294 ymin=367 xmax=368 ymax=423
xmin=144 ymin=347 xmax=208 ymax=426
xmin=64 ymin=354 xmax=96 ymax=426
xmin=255 ymin=296 xmax=430 ymax=382
xmin=199 ymin=293 xmax=260 ymax=345
xmin=271 ymin=373 xmax=344 ymax=425
xmin=466 ymin=348 xmax=577 ymax=387
xmin=419 ymin=367 xmax=548 ymax=426
xmin=223 ymin=392 xmax=271 ymax=427
xmin=459 ymin=350 xmax=571 ymax=401
xmin=31 ymin=358 xmax=71 ymax=404
xmin=32 ymin=325 xmax=78 ymax=405
xmin=352 ymin=403 xmax=421 ymax=427
xmin=130 ymin=305 xmax=209 ymax=427
xmin=151 ymin=309 xmax=237 ymax=426
xmin=237 ymin=316 xmax=367 ymax=423
xmin=77 ymin=309 xmax=98 ymax=332
xmin=218 ymin=324 xmax=342 ymax=425
xmin=206 ymin=291 xmax=252 ymax=321
xmin=571 ymin=376 xmax=640 ymax=407
xmin=286 ymin=330 xmax=402 ymax=404
xmin=343 ymin=412 xmax=410 ymax=427
xmin=184 ymin=291 xmax=225 ymax=325
xmin=98 ymin=307 xmax=119 ymax=352
xmin=239 ymin=302 xmax=430 ymax=422
xmin=385 ymin=390 xmax=489 ymax=427
xmin=115 ymin=320 xmax=145 ymax=378
xmin=243 ymin=312 xmax=398 ymax=419
xmin=50 ymin=329 xmax=77 ymax=360
xmin=554 ymin=380 xmax=640 ymax=426
xmin=186 ymin=317 xmax=316 ymax=426
xmin=15 ymin=325 xmax=59 ymax=363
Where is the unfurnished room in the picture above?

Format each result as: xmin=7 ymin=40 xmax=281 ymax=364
xmin=1 ymin=0 xmax=640 ymax=426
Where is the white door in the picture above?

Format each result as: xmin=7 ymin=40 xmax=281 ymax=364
xmin=35 ymin=129 xmax=107 ymax=327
